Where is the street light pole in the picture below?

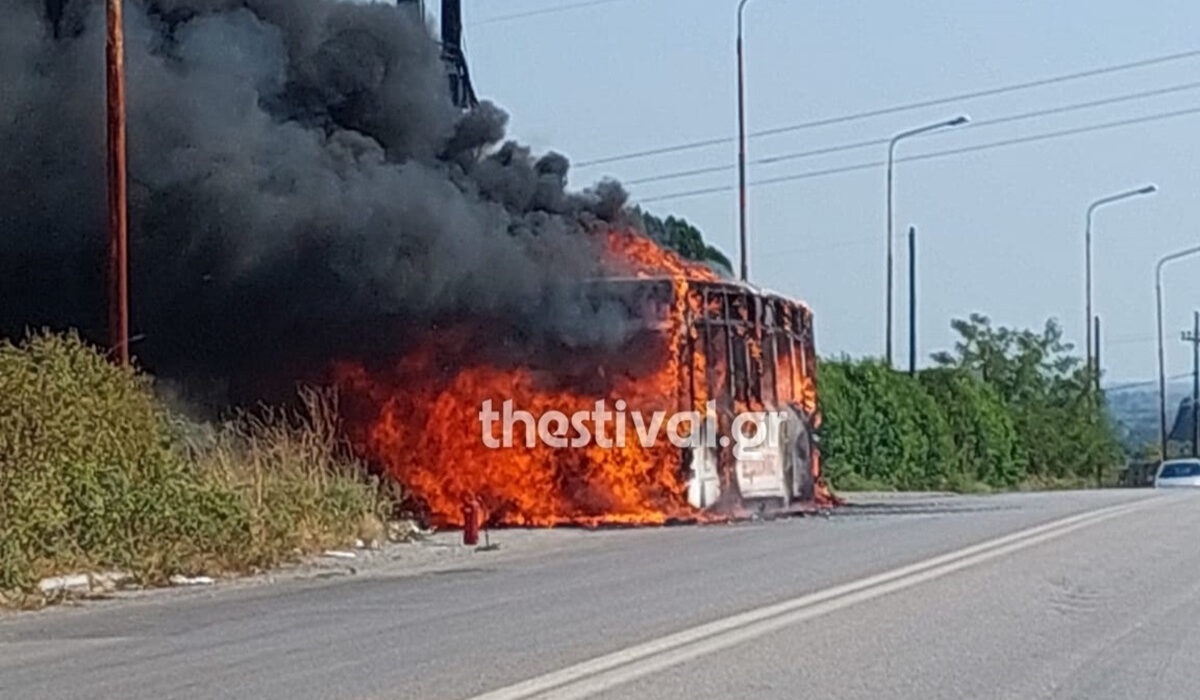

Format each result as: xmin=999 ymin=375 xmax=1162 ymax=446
xmin=1193 ymin=310 xmax=1200 ymax=457
xmin=1084 ymin=184 xmax=1157 ymax=376
xmin=885 ymin=115 xmax=969 ymax=366
xmin=1156 ymin=244 xmax=1200 ymax=460
xmin=1184 ymin=311 xmax=1200 ymax=457
xmin=908 ymin=225 xmax=917 ymax=376
xmin=736 ymin=0 xmax=752 ymax=282
xmin=107 ymin=0 xmax=130 ymax=367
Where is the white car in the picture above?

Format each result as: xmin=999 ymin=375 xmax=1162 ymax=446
xmin=1153 ymin=458 xmax=1200 ymax=488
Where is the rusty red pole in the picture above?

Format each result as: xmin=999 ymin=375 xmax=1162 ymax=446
xmin=107 ymin=0 xmax=130 ymax=367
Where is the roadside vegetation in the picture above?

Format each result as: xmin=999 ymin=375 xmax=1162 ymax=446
xmin=818 ymin=314 xmax=1124 ymax=493
xmin=0 ymin=332 xmax=389 ymax=604
xmin=638 ymin=209 xmax=734 ymax=275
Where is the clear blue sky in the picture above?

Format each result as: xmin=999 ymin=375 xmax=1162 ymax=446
xmin=456 ymin=0 xmax=1200 ymax=383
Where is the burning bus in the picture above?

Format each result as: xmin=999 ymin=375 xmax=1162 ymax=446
xmin=337 ymin=231 xmax=827 ymax=527
xmin=573 ymin=272 xmax=824 ymax=515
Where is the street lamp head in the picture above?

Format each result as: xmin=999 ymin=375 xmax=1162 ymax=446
xmin=1139 ymin=184 xmax=1159 ymax=195
xmin=948 ymin=115 xmax=970 ymax=126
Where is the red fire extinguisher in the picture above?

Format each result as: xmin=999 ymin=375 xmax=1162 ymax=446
xmin=462 ymin=499 xmax=479 ymax=546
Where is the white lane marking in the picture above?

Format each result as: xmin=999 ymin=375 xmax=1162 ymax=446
xmin=469 ymin=497 xmax=1158 ymax=700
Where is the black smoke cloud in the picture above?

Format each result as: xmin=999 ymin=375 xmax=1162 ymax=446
xmin=1 ymin=0 xmax=635 ymax=399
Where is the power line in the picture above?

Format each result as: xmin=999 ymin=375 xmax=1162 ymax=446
xmin=642 ymin=105 xmax=1200 ymax=202
xmin=470 ymin=0 xmax=633 ymax=26
xmin=626 ymin=80 xmax=1200 ymax=186
xmin=575 ymin=47 xmax=1200 ymax=168
xmin=638 ymin=105 xmax=1200 ymax=203
xmin=1107 ymin=373 xmax=1192 ymax=393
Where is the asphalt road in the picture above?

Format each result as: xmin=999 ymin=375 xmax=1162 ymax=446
xmin=3 ymin=489 xmax=1198 ymax=700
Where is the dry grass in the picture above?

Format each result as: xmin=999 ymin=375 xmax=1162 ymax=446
xmin=0 ymin=332 xmax=391 ymax=601
xmin=185 ymin=387 xmax=388 ymax=563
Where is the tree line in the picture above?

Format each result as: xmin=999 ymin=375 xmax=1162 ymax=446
xmin=818 ymin=314 xmax=1124 ymax=491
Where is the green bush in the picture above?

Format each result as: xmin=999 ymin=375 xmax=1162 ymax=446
xmin=818 ymin=360 xmax=955 ymax=490
xmin=918 ymin=368 xmax=1025 ymax=488
xmin=0 ymin=332 xmax=386 ymax=597
xmin=932 ymin=314 xmax=1123 ymax=484
xmin=1009 ymin=397 xmax=1122 ymax=483
xmin=0 ymin=332 xmax=247 ymax=590
xmin=818 ymin=316 xmax=1124 ymax=494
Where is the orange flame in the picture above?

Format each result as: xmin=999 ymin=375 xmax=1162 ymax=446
xmin=337 ymin=353 xmax=689 ymax=527
xmin=337 ymin=230 xmax=722 ymax=527
xmin=605 ymin=230 xmax=720 ymax=282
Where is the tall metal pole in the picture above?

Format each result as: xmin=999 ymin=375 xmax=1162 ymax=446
xmin=1094 ymin=314 xmax=1103 ymax=488
xmin=1183 ymin=312 xmax=1200 ymax=457
xmin=884 ymin=116 xmax=968 ymax=366
xmin=886 ymin=142 xmax=895 ymax=366
xmin=736 ymin=0 xmax=751 ymax=282
xmin=908 ymin=225 xmax=917 ymax=376
xmin=107 ymin=0 xmax=130 ymax=367
xmin=1156 ymin=245 xmax=1200 ymax=460
xmin=1084 ymin=185 xmax=1157 ymax=375
xmin=1157 ymin=276 xmax=1168 ymax=460
xmin=1085 ymin=210 xmax=1093 ymax=373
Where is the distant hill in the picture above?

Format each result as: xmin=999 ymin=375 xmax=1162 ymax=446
xmin=1106 ymin=380 xmax=1194 ymax=456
